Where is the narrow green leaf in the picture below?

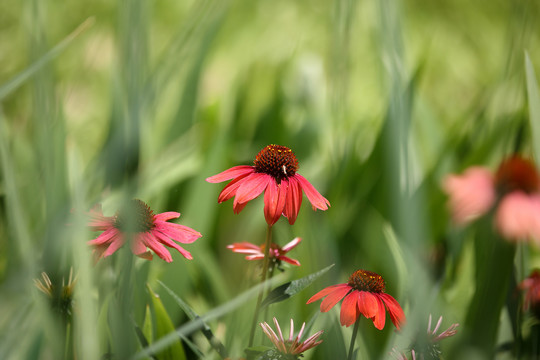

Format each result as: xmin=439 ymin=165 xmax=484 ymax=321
xmin=525 ymin=52 xmax=540 ymax=165
xmin=147 ymin=285 xmax=187 ymax=360
xmin=142 ymin=305 xmax=153 ymax=345
xmin=261 ymin=264 xmax=334 ymax=308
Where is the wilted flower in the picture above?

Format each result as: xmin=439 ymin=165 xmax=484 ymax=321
xmin=34 ymin=268 xmax=77 ymax=317
xmin=227 ymin=237 xmax=302 ymax=267
xmin=260 ymin=317 xmax=323 ymax=358
xmin=88 ymin=199 xmax=202 ymax=262
xmin=206 ymin=144 xmax=330 ymax=226
xmin=443 ymin=155 xmax=540 ymax=241
xmin=519 ymin=269 xmax=540 ymax=319
xmin=307 ymin=269 xmax=405 ymax=330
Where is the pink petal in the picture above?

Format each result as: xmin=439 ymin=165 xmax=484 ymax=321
xmin=154 ymin=222 xmax=202 ymax=244
xmin=206 ymin=166 xmax=255 ymax=183
xmin=371 ymin=294 xmax=387 ymax=330
xmin=284 ymin=176 xmax=303 ymax=224
xmin=307 ymin=284 xmax=349 ymax=304
xmin=227 ymin=242 xmax=261 ymax=252
xmin=87 ymin=204 xmax=115 ymax=230
xmin=154 ymin=212 xmax=181 ymax=221
xmin=380 ymin=293 xmax=405 ymax=330
xmin=357 ymin=291 xmax=378 ymax=319
xmin=245 ymin=254 xmax=265 ymax=260
xmin=103 ymin=235 xmax=125 ymax=257
xmin=264 ymin=179 xmax=288 ymax=226
xmin=320 ymin=286 xmax=351 ymax=312
xmin=496 ymin=192 xmax=540 ymax=241
xmin=153 ymin=231 xmax=193 ymax=260
xmin=142 ymin=233 xmax=173 ymax=262
xmin=233 ymin=173 xmax=271 ymax=207
xmin=217 ymin=175 xmax=250 ymax=203
xmin=295 ymin=174 xmax=330 ymax=211
xmin=278 ymin=255 xmax=300 ymax=266
xmin=340 ymin=291 xmax=360 ymax=327
xmin=88 ymin=228 xmax=120 ymax=246
xmin=442 ymin=167 xmax=495 ymax=225
xmin=282 ymin=237 xmax=301 ymax=252
xmin=130 ymin=237 xmax=148 ymax=255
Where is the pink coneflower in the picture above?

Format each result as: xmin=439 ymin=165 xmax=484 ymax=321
xmin=307 ymin=269 xmax=405 ymax=330
xmin=260 ymin=317 xmax=323 ymax=357
xmin=88 ymin=199 xmax=202 ymax=262
xmin=206 ymin=144 xmax=330 ymax=226
xmin=443 ymin=155 xmax=540 ymax=241
xmin=519 ymin=269 xmax=540 ymax=318
xmin=227 ymin=237 xmax=302 ymax=267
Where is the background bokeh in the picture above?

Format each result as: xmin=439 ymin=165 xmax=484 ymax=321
xmin=1 ymin=0 xmax=540 ymax=359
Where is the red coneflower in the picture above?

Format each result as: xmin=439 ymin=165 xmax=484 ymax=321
xmin=260 ymin=317 xmax=323 ymax=357
xmin=307 ymin=269 xmax=405 ymax=330
xmin=206 ymin=144 xmax=330 ymax=226
xmin=443 ymin=155 xmax=540 ymax=241
xmin=88 ymin=199 xmax=202 ymax=262
xmin=227 ymin=237 xmax=302 ymax=266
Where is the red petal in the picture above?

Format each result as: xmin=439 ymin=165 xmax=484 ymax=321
xmin=153 ymin=231 xmax=193 ymax=260
xmin=154 ymin=222 xmax=202 ymax=244
xmin=142 ymin=233 xmax=173 ymax=262
xmin=103 ymin=235 xmax=125 ymax=257
xmin=380 ymin=293 xmax=405 ymax=330
xmin=279 ymin=255 xmax=300 ymax=266
xmin=282 ymin=237 xmax=301 ymax=252
xmin=264 ymin=179 xmax=288 ymax=225
xmin=206 ymin=165 xmax=254 ymax=183
xmin=371 ymin=294 xmax=387 ymax=330
xmin=357 ymin=291 xmax=378 ymax=319
xmin=295 ymin=174 xmax=330 ymax=210
xmin=320 ymin=286 xmax=351 ymax=312
xmin=217 ymin=174 xmax=250 ymax=203
xmin=88 ymin=228 xmax=119 ymax=245
xmin=284 ymin=176 xmax=303 ymax=224
xmin=340 ymin=291 xmax=360 ymax=327
xmin=233 ymin=173 xmax=271 ymax=207
xmin=307 ymin=284 xmax=349 ymax=304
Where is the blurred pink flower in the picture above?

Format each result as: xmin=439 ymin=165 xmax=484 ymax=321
xmin=260 ymin=317 xmax=323 ymax=356
xmin=206 ymin=144 xmax=330 ymax=226
xmin=88 ymin=199 xmax=202 ymax=262
xmin=227 ymin=237 xmax=302 ymax=266
xmin=443 ymin=156 xmax=540 ymax=241
xmin=307 ymin=269 xmax=405 ymax=330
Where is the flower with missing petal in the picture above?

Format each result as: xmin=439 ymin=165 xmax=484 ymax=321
xmin=206 ymin=144 xmax=330 ymax=226
xmin=88 ymin=199 xmax=202 ymax=262
xmin=227 ymin=237 xmax=302 ymax=267
xmin=443 ymin=155 xmax=540 ymax=241
xmin=307 ymin=269 xmax=405 ymax=330
xmin=260 ymin=317 xmax=323 ymax=358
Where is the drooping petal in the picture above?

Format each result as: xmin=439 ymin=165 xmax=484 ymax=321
xmin=356 ymin=291 xmax=379 ymax=320
xmin=131 ymin=237 xmax=148 ymax=255
xmin=141 ymin=233 xmax=173 ymax=262
xmin=102 ymin=234 xmax=125 ymax=257
xmin=227 ymin=242 xmax=262 ymax=253
xmin=496 ymin=192 xmax=540 ymax=241
xmin=264 ymin=178 xmax=288 ymax=225
xmin=205 ymin=165 xmax=255 ymax=183
xmin=154 ymin=222 xmax=202 ymax=244
xmin=153 ymin=212 xmax=180 ymax=221
xmin=340 ymin=291 xmax=360 ymax=327
xmin=307 ymin=284 xmax=349 ymax=304
xmin=279 ymin=255 xmax=300 ymax=266
xmin=371 ymin=294 xmax=387 ymax=330
xmin=153 ymin=230 xmax=193 ymax=260
xmin=380 ymin=293 xmax=405 ymax=330
xmin=320 ymin=286 xmax=351 ymax=312
xmin=233 ymin=173 xmax=271 ymax=208
xmin=442 ymin=167 xmax=495 ymax=225
xmin=88 ymin=227 xmax=120 ymax=245
xmin=87 ymin=204 xmax=115 ymax=230
xmin=284 ymin=176 xmax=303 ymax=224
xmin=295 ymin=174 xmax=330 ymax=211
xmin=282 ymin=237 xmax=301 ymax=252
xmin=217 ymin=174 xmax=250 ymax=203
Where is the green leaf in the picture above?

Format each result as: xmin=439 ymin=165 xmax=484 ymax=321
xmin=261 ymin=264 xmax=334 ymax=308
xmin=142 ymin=305 xmax=153 ymax=345
xmin=525 ymin=52 xmax=540 ymax=166
xmin=147 ymin=285 xmax=187 ymax=360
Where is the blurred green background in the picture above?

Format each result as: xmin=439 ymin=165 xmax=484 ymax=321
xmin=1 ymin=0 xmax=540 ymax=359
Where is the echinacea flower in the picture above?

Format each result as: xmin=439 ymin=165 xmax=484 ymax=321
xmin=391 ymin=314 xmax=458 ymax=360
xmin=206 ymin=144 xmax=330 ymax=226
xmin=443 ymin=155 xmax=540 ymax=241
xmin=227 ymin=237 xmax=302 ymax=267
xmin=34 ymin=268 xmax=77 ymax=317
xmin=519 ymin=269 xmax=540 ymax=319
xmin=307 ymin=269 xmax=405 ymax=330
xmin=88 ymin=199 xmax=202 ymax=262
xmin=260 ymin=317 xmax=323 ymax=358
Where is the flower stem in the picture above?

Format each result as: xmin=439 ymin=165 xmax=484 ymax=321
xmin=347 ymin=317 xmax=361 ymax=360
xmin=248 ymin=224 xmax=273 ymax=347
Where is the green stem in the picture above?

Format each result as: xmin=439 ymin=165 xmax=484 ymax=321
xmin=347 ymin=317 xmax=361 ymax=360
xmin=248 ymin=224 xmax=273 ymax=347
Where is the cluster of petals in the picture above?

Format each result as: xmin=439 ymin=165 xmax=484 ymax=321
xmin=426 ymin=314 xmax=458 ymax=342
xmin=206 ymin=145 xmax=330 ymax=226
xmin=227 ymin=237 xmax=302 ymax=266
xmin=519 ymin=269 xmax=540 ymax=317
xmin=307 ymin=273 xmax=405 ymax=330
xmin=260 ymin=317 xmax=323 ymax=356
xmin=443 ymin=156 xmax=540 ymax=241
xmin=87 ymin=202 xmax=202 ymax=262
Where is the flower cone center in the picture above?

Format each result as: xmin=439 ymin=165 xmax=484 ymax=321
xmin=495 ymin=156 xmax=539 ymax=194
xmin=114 ymin=199 xmax=155 ymax=233
xmin=347 ymin=269 xmax=386 ymax=293
xmin=254 ymin=144 xmax=299 ymax=183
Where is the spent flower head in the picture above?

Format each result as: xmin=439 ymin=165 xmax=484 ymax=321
xmin=87 ymin=199 xmax=202 ymax=262
xmin=206 ymin=144 xmax=330 ymax=226
xmin=34 ymin=268 xmax=77 ymax=318
xmin=307 ymin=269 xmax=405 ymax=330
